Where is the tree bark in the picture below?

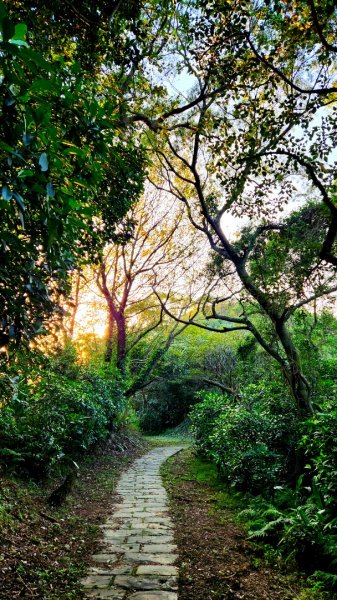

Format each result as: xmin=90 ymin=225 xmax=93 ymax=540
xmin=276 ymin=320 xmax=313 ymax=415
xmin=202 ymin=378 xmax=239 ymax=399
xmin=104 ymin=310 xmax=114 ymax=363
xmin=68 ymin=270 xmax=81 ymax=339
xmin=115 ymin=311 xmax=127 ymax=373
xmin=236 ymin=262 xmax=313 ymax=415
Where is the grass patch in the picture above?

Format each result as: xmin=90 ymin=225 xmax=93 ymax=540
xmin=145 ymin=437 xmax=190 ymax=447
xmin=144 ymin=421 xmax=194 ymax=444
xmin=162 ymin=450 xmax=242 ymax=511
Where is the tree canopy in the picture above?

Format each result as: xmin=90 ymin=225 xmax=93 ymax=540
xmin=1 ymin=2 xmax=337 ymax=594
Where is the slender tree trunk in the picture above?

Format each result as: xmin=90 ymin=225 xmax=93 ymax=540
xmin=115 ymin=311 xmax=127 ymax=373
xmin=104 ymin=310 xmax=114 ymax=363
xmin=236 ymin=262 xmax=313 ymax=416
xmin=68 ymin=270 xmax=81 ymax=339
xmin=276 ymin=320 xmax=313 ymax=415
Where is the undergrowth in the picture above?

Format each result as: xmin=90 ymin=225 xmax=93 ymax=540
xmin=163 ymin=449 xmax=331 ymax=600
xmin=0 ymin=429 xmax=147 ymax=599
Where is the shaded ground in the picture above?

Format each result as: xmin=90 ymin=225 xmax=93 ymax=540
xmin=1 ymin=437 xmax=326 ymax=600
xmin=0 ymin=430 xmax=148 ymax=599
xmin=162 ymin=448 xmax=321 ymax=600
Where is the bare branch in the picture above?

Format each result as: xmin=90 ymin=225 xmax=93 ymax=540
xmin=308 ymin=0 xmax=337 ymax=53
xmin=154 ymin=289 xmax=248 ymax=333
xmin=202 ymin=378 xmax=238 ymax=397
xmin=283 ymin=284 xmax=337 ymax=320
xmin=127 ymin=308 xmax=164 ymax=353
xmin=247 ymin=34 xmax=337 ymax=96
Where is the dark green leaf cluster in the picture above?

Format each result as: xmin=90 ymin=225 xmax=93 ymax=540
xmin=0 ymin=3 xmax=146 ymax=345
xmin=5 ymin=0 xmax=144 ymax=72
xmin=240 ymin=476 xmax=337 ymax=589
xmin=190 ymin=382 xmax=298 ymax=495
xmin=0 ymin=348 xmax=125 ymax=478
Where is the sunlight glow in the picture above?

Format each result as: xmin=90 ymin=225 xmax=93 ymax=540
xmin=74 ymin=301 xmax=108 ymax=339
xmin=92 ymin=321 xmax=107 ymax=338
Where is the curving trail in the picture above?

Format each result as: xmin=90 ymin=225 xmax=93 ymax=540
xmin=81 ymin=445 xmax=184 ymax=600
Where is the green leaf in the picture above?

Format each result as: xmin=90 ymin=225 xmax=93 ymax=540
xmin=0 ymin=140 xmax=14 ymax=153
xmin=18 ymin=169 xmax=34 ymax=178
xmin=9 ymin=38 xmax=28 ymax=47
xmin=15 ymin=47 xmax=54 ymax=72
xmin=62 ymin=146 xmax=86 ymax=158
xmin=39 ymin=152 xmax=49 ymax=172
xmin=2 ymin=185 xmax=12 ymax=201
xmin=11 ymin=23 xmax=27 ymax=41
xmin=46 ymin=182 xmax=55 ymax=198
xmin=70 ymin=61 xmax=82 ymax=74
xmin=30 ymin=79 xmax=58 ymax=93
xmin=13 ymin=192 xmax=25 ymax=212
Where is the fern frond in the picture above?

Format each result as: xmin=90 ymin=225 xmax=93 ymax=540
xmin=248 ymin=517 xmax=284 ymax=538
xmin=261 ymin=508 xmax=283 ymax=520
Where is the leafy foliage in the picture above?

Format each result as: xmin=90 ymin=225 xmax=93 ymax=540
xmin=189 ymin=311 xmax=337 ymax=592
xmin=240 ymin=483 xmax=337 ymax=588
xmin=301 ymin=407 xmax=337 ymax=512
xmin=0 ymin=347 xmax=124 ymax=477
xmin=0 ymin=2 xmax=146 ymax=346
xmin=190 ymin=383 xmax=298 ymax=495
xmin=0 ymin=1 xmax=337 ymax=595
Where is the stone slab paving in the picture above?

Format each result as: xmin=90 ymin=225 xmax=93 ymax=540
xmin=81 ymin=446 xmax=183 ymax=600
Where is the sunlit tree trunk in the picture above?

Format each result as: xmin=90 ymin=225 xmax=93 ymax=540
xmin=104 ymin=311 xmax=114 ymax=363
xmin=115 ymin=311 xmax=127 ymax=373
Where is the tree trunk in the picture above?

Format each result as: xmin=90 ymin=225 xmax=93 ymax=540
xmin=276 ymin=320 xmax=313 ymax=415
xmin=104 ymin=310 xmax=114 ymax=363
xmin=68 ymin=270 xmax=81 ymax=339
xmin=115 ymin=311 xmax=127 ymax=373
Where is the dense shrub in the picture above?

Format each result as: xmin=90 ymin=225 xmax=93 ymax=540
xmin=180 ymin=312 xmax=337 ymax=592
xmin=188 ymin=391 xmax=226 ymax=456
xmin=190 ymin=383 xmax=298 ymax=495
xmin=0 ymin=357 xmax=124 ymax=478
xmin=301 ymin=405 xmax=337 ymax=511
xmin=240 ymin=480 xmax=337 ymax=588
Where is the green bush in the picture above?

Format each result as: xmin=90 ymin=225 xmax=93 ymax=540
xmin=0 ymin=359 xmax=124 ymax=478
xmin=189 ymin=391 xmax=226 ymax=456
xmin=240 ymin=482 xmax=337 ymax=583
xmin=301 ymin=406 xmax=337 ymax=511
xmin=190 ymin=383 xmax=298 ymax=495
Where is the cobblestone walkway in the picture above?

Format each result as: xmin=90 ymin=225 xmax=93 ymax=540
xmin=81 ymin=446 xmax=184 ymax=600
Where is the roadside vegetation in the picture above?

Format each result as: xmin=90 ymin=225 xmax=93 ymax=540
xmin=1 ymin=1 xmax=337 ymax=598
xmin=162 ymin=448 xmax=327 ymax=600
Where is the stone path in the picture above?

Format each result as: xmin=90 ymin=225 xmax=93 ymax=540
xmin=81 ymin=445 xmax=184 ymax=600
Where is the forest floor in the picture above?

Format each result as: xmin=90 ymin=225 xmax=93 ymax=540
xmin=0 ymin=429 xmax=149 ymax=599
xmin=0 ymin=434 xmax=327 ymax=600
xmin=161 ymin=447 xmax=326 ymax=600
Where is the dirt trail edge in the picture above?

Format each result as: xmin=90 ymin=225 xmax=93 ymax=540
xmin=81 ymin=445 xmax=184 ymax=600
